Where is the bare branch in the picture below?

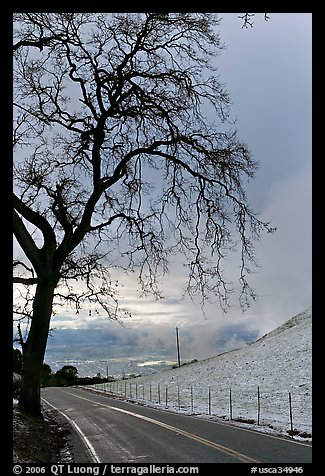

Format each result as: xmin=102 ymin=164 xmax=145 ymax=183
xmin=239 ymin=13 xmax=270 ymax=29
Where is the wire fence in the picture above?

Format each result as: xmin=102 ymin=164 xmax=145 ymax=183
xmin=89 ymin=380 xmax=311 ymax=438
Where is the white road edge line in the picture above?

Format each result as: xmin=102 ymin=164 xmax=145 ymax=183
xmin=41 ymin=397 xmax=101 ymax=464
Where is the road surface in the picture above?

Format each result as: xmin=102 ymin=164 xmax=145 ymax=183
xmin=41 ymin=386 xmax=312 ymax=464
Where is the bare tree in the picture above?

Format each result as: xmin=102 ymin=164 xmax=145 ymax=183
xmin=238 ymin=13 xmax=270 ymax=28
xmin=13 ymin=13 xmax=274 ymax=415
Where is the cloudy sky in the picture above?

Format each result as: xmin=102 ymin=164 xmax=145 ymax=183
xmin=16 ymin=13 xmax=312 ymax=364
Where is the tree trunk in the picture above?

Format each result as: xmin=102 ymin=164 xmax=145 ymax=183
xmin=19 ymin=279 xmax=57 ymax=417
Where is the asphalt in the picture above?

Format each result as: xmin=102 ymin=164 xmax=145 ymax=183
xmin=41 ymin=386 xmax=312 ymax=464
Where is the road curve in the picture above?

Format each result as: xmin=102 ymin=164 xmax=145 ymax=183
xmin=41 ymin=386 xmax=312 ymax=464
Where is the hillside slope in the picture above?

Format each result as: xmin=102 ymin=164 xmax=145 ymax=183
xmin=98 ymin=307 xmax=312 ymax=438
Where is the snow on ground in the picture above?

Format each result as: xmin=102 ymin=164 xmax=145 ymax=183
xmin=92 ymin=307 xmax=312 ymax=440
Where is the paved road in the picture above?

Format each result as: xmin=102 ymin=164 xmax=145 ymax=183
xmin=41 ymin=386 xmax=312 ymax=464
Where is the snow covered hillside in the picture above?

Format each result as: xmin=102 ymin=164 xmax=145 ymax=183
xmin=93 ymin=307 xmax=312 ymax=439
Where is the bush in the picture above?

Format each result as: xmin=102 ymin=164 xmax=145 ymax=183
xmin=54 ymin=365 xmax=78 ymax=386
xmin=76 ymin=376 xmax=113 ymax=385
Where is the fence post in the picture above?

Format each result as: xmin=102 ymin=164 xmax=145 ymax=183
xmin=149 ymin=383 xmax=152 ymax=402
xmin=288 ymin=392 xmax=294 ymax=438
xmin=229 ymin=387 xmax=233 ymax=420
xmin=165 ymin=386 xmax=168 ymax=408
xmin=257 ymin=386 xmax=260 ymax=425
xmin=208 ymin=386 xmax=211 ymax=416
xmin=135 ymin=383 xmax=138 ymax=399
xmin=158 ymin=384 xmax=161 ymax=404
xmin=177 ymin=386 xmax=180 ymax=410
xmin=191 ymin=386 xmax=194 ymax=414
